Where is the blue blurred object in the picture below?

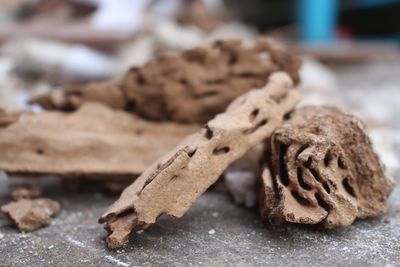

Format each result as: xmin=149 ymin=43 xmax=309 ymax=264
xmin=356 ymin=0 xmax=400 ymax=7
xmin=297 ymin=0 xmax=400 ymax=43
xmin=297 ymin=0 xmax=338 ymax=43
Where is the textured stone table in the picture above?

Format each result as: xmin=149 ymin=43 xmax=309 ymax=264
xmin=1 ymin=62 xmax=399 ymax=266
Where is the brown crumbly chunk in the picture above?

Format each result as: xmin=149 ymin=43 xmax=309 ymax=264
xmin=176 ymin=0 xmax=224 ymax=32
xmin=0 ymin=103 xmax=197 ymax=179
xmin=11 ymin=187 xmax=42 ymax=200
xmin=31 ymin=81 xmax=126 ymax=111
xmin=1 ymin=198 xmax=60 ymax=232
xmin=261 ymin=106 xmax=395 ymax=228
xmin=30 ymin=38 xmax=300 ymax=123
xmin=99 ymin=72 xmax=301 ymax=249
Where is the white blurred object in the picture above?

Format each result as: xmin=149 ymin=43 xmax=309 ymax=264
xmin=203 ymin=0 xmax=224 ymax=11
xmin=151 ymin=0 xmax=184 ymax=19
xmin=2 ymin=39 xmax=70 ymax=72
xmin=0 ymin=57 xmax=19 ymax=108
xmin=115 ymin=36 xmax=155 ymax=77
xmin=154 ymin=20 xmax=205 ymax=51
xmin=225 ymin=171 xmax=258 ymax=208
xmin=2 ymin=39 xmax=114 ymax=81
xmin=298 ymin=58 xmax=339 ymax=106
xmin=91 ymin=0 xmax=150 ymax=33
xmin=205 ymin=22 xmax=258 ymax=44
xmin=63 ymin=45 xmax=114 ymax=80
xmin=369 ymin=127 xmax=400 ymax=174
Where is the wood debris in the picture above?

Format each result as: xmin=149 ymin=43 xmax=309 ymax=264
xmin=261 ymin=106 xmax=395 ymax=227
xmin=1 ymin=187 xmax=60 ymax=232
xmin=99 ymin=72 xmax=301 ymax=249
xmin=31 ymin=38 xmax=301 ymax=123
xmin=0 ymin=103 xmax=197 ymax=179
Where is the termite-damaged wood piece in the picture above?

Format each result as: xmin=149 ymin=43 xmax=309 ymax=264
xmin=99 ymin=72 xmax=301 ymax=249
xmin=261 ymin=106 xmax=395 ymax=228
xmin=1 ymin=187 xmax=60 ymax=232
xmin=0 ymin=103 xmax=197 ymax=179
xmin=30 ymin=38 xmax=301 ymax=123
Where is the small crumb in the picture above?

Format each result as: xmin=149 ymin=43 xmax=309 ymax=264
xmin=208 ymin=229 xmax=216 ymax=235
xmin=47 ymin=245 xmax=54 ymax=249
xmin=136 ymin=230 xmax=144 ymax=234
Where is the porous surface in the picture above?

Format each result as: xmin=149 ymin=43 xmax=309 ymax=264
xmin=31 ymin=39 xmax=301 ymax=123
xmin=99 ymin=72 xmax=301 ymax=249
xmin=1 ymin=61 xmax=399 ymax=267
xmin=1 ymin=198 xmax=60 ymax=232
xmin=261 ymin=106 xmax=395 ymax=228
xmin=0 ymin=103 xmax=197 ymax=179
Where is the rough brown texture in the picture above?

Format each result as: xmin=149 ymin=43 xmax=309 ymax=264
xmin=1 ymin=198 xmax=60 ymax=232
xmin=11 ymin=187 xmax=42 ymax=200
xmin=1 ymin=187 xmax=59 ymax=232
xmin=261 ymin=106 xmax=395 ymax=228
xmin=30 ymin=81 xmax=126 ymax=112
xmin=0 ymin=103 xmax=197 ymax=179
xmin=30 ymin=38 xmax=301 ymax=123
xmin=176 ymin=0 xmax=224 ymax=32
xmin=99 ymin=72 xmax=301 ymax=249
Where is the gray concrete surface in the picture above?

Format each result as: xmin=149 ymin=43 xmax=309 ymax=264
xmin=1 ymin=62 xmax=400 ymax=266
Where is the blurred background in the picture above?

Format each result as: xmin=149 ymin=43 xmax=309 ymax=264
xmin=0 ymin=0 xmax=399 ymax=170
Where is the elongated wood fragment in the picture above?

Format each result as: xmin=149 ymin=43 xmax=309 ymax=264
xmin=99 ymin=72 xmax=301 ymax=249
xmin=0 ymin=103 xmax=196 ymax=179
xmin=31 ymin=38 xmax=300 ymax=123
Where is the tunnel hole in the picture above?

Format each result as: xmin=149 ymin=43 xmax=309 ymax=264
xmin=249 ymin=109 xmax=259 ymax=122
xmin=243 ymin=119 xmax=268 ymax=135
xmin=278 ymin=143 xmax=290 ymax=186
xmin=212 ymin=146 xmax=230 ymax=155
xmin=338 ymin=156 xmax=347 ymax=169
xmin=291 ymin=190 xmax=311 ymax=206
xmin=324 ymin=150 xmax=332 ymax=167
xmin=297 ymin=167 xmax=312 ymax=190
xmin=342 ymin=177 xmax=356 ymax=197
xmin=309 ymin=168 xmax=322 ymax=182
xmin=315 ymin=193 xmax=330 ymax=211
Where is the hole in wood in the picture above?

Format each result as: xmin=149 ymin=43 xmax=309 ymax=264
xmin=338 ymin=156 xmax=347 ymax=169
xmin=212 ymin=146 xmax=230 ymax=155
xmin=323 ymin=182 xmax=331 ymax=194
xmin=309 ymin=168 xmax=321 ymax=182
xmin=249 ymin=109 xmax=259 ymax=122
xmin=295 ymin=144 xmax=309 ymax=160
xmin=283 ymin=112 xmax=292 ymax=120
xmin=291 ymin=190 xmax=311 ymax=206
xmin=204 ymin=126 xmax=213 ymax=140
xmin=188 ymin=149 xmax=197 ymax=158
xmin=243 ymin=119 xmax=268 ymax=135
xmin=297 ymin=167 xmax=312 ymax=190
xmin=342 ymin=177 xmax=356 ymax=197
xmin=304 ymin=157 xmax=312 ymax=168
xmin=315 ymin=193 xmax=330 ymax=211
xmin=278 ymin=143 xmax=290 ymax=186
xmin=324 ymin=150 xmax=332 ymax=167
